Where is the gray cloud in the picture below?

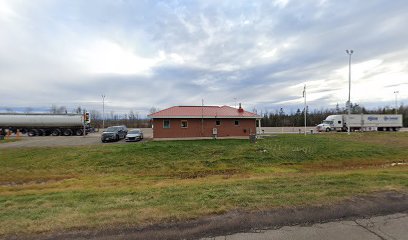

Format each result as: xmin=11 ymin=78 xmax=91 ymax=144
xmin=0 ymin=0 xmax=407 ymax=116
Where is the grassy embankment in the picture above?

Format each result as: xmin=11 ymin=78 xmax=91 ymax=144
xmin=0 ymin=133 xmax=407 ymax=236
xmin=0 ymin=138 xmax=19 ymax=144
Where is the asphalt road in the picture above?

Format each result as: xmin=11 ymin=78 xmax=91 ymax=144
xmin=201 ymin=213 xmax=408 ymax=240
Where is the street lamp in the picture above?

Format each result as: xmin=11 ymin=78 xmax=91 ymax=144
xmin=102 ymin=94 xmax=106 ymax=129
xmin=394 ymin=91 xmax=399 ymax=114
xmin=303 ymin=84 xmax=307 ymax=136
xmin=346 ymin=49 xmax=353 ymax=135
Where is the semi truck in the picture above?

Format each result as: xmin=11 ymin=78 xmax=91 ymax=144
xmin=316 ymin=114 xmax=403 ymax=132
xmin=0 ymin=113 xmax=91 ymax=136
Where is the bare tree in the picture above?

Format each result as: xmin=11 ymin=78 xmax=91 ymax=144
xmin=24 ymin=107 xmax=33 ymax=113
xmin=75 ymin=106 xmax=82 ymax=114
xmin=58 ymin=106 xmax=67 ymax=114
xmin=50 ymin=104 xmax=58 ymax=114
xmin=149 ymin=107 xmax=160 ymax=115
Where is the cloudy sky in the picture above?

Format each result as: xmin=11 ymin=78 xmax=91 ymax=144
xmin=0 ymin=0 xmax=407 ymax=116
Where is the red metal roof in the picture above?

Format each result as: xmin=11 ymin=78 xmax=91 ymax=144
xmin=148 ymin=106 xmax=260 ymax=119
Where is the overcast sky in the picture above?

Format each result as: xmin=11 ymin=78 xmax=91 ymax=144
xmin=0 ymin=0 xmax=407 ymax=116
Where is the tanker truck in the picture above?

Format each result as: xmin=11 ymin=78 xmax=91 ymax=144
xmin=0 ymin=113 xmax=91 ymax=136
xmin=316 ymin=114 xmax=403 ymax=132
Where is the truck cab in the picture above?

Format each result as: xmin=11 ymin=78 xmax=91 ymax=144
xmin=317 ymin=115 xmax=344 ymax=132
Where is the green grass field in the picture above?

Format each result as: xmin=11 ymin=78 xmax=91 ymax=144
xmin=0 ymin=133 xmax=407 ymax=236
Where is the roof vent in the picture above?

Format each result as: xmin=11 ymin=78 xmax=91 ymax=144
xmin=238 ymin=103 xmax=244 ymax=113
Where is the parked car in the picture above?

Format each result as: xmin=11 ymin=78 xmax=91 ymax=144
xmin=101 ymin=126 xmax=128 ymax=142
xmin=125 ymin=129 xmax=144 ymax=142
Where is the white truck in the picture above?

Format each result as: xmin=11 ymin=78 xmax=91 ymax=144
xmin=316 ymin=114 xmax=403 ymax=132
xmin=0 ymin=113 xmax=91 ymax=136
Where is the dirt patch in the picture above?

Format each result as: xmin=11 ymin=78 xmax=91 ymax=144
xmin=0 ymin=176 xmax=76 ymax=187
xmin=173 ymin=169 xmax=240 ymax=179
xmin=5 ymin=191 xmax=407 ymax=240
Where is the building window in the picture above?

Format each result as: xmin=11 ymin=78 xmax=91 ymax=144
xmin=181 ymin=120 xmax=188 ymax=128
xmin=216 ymin=120 xmax=221 ymax=126
xmin=234 ymin=120 xmax=239 ymax=126
xmin=163 ymin=120 xmax=170 ymax=128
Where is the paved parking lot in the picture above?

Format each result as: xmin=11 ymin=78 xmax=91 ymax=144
xmin=0 ymin=128 xmax=153 ymax=148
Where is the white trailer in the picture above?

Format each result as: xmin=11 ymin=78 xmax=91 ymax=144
xmin=0 ymin=113 xmax=91 ymax=136
xmin=316 ymin=114 xmax=403 ymax=132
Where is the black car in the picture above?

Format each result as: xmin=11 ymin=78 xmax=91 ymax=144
xmin=101 ymin=126 xmax=128 ymax=142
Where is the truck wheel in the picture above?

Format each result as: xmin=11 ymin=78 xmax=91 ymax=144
xmin=325 ymin=128 xmax=330 ymax=132
xmin=51 ymin=129 xmax=61 ymax=136
xmin=38 ymin=129 xmax=46 ymax=136
xmin=116 ymin=135 xmax=119 ymax=141
xmin=63 ymin=129 xmax=73 ymax=136
xmin=75 ymin=129 xmax=83 ymax=136
xmin=28 ymin=129 xmax=38 ymax=137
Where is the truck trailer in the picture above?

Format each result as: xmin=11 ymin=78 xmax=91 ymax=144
xmin=0 ymin=113 xmax=91 ymax=136
xmin=316 ymin=114 xmax=403 ymax=132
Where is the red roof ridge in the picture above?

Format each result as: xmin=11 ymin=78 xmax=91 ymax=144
xmin=148 ymin=105 xmax=260 ymax=119
xmin=177 ymin=105 xmax=221 ymax=108
xmin=148 ymin=106 xmax=178 ymax=116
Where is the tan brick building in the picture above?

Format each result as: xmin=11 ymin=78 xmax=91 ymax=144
xmin=148 ymin=105 xmax=261 ymax=139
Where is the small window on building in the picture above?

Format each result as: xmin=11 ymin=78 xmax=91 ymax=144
xmin=181 ymin=120 xmax=188 ymax=128
xmin=234 ymin=120 xmax=239 ymax=126
xmin=163 ymin=120 xmax=170 ymax=128
xmin=216 ymin=120 xmax=221 ymax=126
xmin=338 ymin=121 xmax=342 ymax=124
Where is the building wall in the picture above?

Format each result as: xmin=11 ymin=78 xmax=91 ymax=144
xmin=152 ymin=118 xmax=257 ymax=138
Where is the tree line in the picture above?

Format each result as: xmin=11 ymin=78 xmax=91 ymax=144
xmin=47 ymin=105 xmax=152 ymax=128
xmin=256 ymin=103 xmax=408 ymax=127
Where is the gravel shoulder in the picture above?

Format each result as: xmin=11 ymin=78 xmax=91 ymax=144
xmin=6 ymin=191 xmax=408 ymax=240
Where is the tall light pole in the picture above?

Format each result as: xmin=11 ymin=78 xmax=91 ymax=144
xmin=303 ymin=84 xmax=307 ymax=136
xmin=394 ymin=91 xmax=399 ymax=114
xmin=346 ymin=50 xmax=353 ymax=135
xmin=102 ymin=94 xmax=106 ymax=129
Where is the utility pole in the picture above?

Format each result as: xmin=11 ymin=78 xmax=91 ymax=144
xmin=83 ymin=109 xmax=86 ymax=137
xmin=201 ymin=99 xmax=204 ymax=137
xmin=303 ymin=84 xmax=307 ymax=136
xmin=394 ymin=91 xmax=399 ymax=114
xmin=346 ymin=50 xmax=354 ymax=135
xmin=102 ymin=94 xmax=106 ymax=129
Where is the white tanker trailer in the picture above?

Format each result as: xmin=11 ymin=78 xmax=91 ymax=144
xmin=0 ymin=113 xmax=91 ymax=136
